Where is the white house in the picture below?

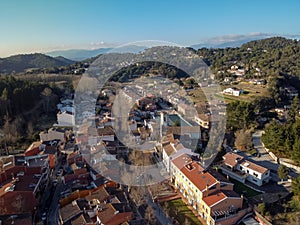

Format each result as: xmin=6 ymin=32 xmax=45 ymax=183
xmin=220 ymin=152 xmax=270 ymax=186
xmin=223 ymin=87 xmax=243 ymax=96
xmin=39 ymin=128 xmax=66 ymax=142
xmin=161 ymin=135 xmax=199 ymax=173
xmin=194 ymin=114 xmax=210 ymax=129
xmin=56 ymin=111 xmax=75 ymax=127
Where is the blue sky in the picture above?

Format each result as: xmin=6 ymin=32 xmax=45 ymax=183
xmin=0 ymin=0 xmax=300 ymax=57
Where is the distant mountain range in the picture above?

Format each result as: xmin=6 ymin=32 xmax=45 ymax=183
xmin=0 ymin=53 xmax=74 ymax=74
xmin=46 ymin=48 xmax=113 ymax=61
xmin=46 ymin=34 xmax=293 ymax=61
xmin=2 ymin=35 xmax=300 ymax=74
xmin=190 ymin=33 xmax=300 ymax=49
xmin=46 ymin=45 xmax=147 ymax=61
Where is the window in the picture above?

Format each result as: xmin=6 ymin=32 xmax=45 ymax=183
xmin=209 ymin=184 xmax=216 ymax=190
xmin=253 ymin=172 xmax=258 ymax=177
xmin=220 ymin=182 xmax=227 ymax=187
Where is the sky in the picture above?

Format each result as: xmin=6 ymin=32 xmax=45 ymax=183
xmin=0 ymin=0 xmax=300 ymax=57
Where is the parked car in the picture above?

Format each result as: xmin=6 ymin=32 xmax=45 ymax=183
xmin=41 ymin=212 xmax=47 ymax=221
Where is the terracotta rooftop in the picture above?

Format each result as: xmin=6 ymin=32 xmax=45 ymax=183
xmin=71 ymin=215 xmax=87 ymax=225
xmin=240 ymin=160 xmax=269 ymax=174
xmin=98 ymin=127 xmax=115 ymax=136
xmin=96 ymin=203 xmax=116 ymax=224
xmin=196 ymin=113 xmax=210 ymax=122
xmin=60 ymin=201 xmax=82 ymax=223
xmin=202 ymin=191 xmax=227 ymax=207
xmin=0 ymin=155 xmax=15 ymax=172
xmin=106 ymin=212 xmax=133 ymax=225
xmin=0 ymin=191 xmax=37 ymax=216
xmin=172 ymin=154 xmax=218 ymax=192
xmin=203 ymin=190 xmax=241 ymax=209
xmin=25 ymin=141 xmax=42 ymax=152
xmin=223 ymin=152 xmax=269 ymax=174
xmin=222 ymin=152 xmax=244 ymax=168
xmin=166 ymin=126 xmax=201 ymax=136
xmin=85 ymin=187 xmax=110 ymax=203
xmin=162 ymin=143 xmax=175 ymax=156
xmin=161 ymin=134 xmax=175 ymax=144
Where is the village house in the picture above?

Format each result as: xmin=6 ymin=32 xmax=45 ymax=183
xmin=222 ymin=87 xmax=243 ymax=97
xmin=219 ymin=152 xmax=271 ymax=186
xmin=39 ymin=127 xmax=68 ymax=142
xmin=0 ymin=161 xmax=48 ymax=220
xmin=195 ymin=113 xmax=210 ymax=129
xmin=161 ymin=134 xmax=199 ymax=173
xmin=58 ymin=181 xmax=132 ymax=225
xmin=56 ymin=111 xmax=75 ymax=127
xmin=170 ymin=153 xmax=250 ymax=225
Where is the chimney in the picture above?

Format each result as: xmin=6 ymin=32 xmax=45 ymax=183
xmin=203 ymin=183 xmax=209 ymax=197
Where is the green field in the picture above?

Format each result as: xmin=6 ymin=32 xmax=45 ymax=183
xmin=163 ymin=199 xmax=203 ymax=225
xmin=230 ymin=178 xmax=261 ymax=198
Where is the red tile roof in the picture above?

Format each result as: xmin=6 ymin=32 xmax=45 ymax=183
xmin=203 ymin=190 xmax=241 ymax=208
xmin=106 ymin=212 xmax=133 ymax=225
xmin=172 ymin=154 xmax=217 ymax=192
xmin=71 ymin=215 xmax=87 ymax=225
xmin=222 ymin=152 xmax=244 ymax=168
xmin=25 ymin=141 xmax=41 ymax=156
xmin=202 ymin=191 xmax=227 ymax=207
xmin=97 ymin=203 xmax=132 ymax=225
xmin=223 ymin=152 xmax=269 ymax=174
xmin=0 ymin=191 xmax=36 ymax=215
xmin=240 ymin=160 xmax=269 ymax=174
xmin=85 ymin=187 xmax=110 ymax=203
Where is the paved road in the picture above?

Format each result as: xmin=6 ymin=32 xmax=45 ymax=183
xmin=252 ymin=130 xmax=298 ymax=179
xmin=252 ymin=130 xmax=279 ymax=171
xmin=146 ymin=194 xmax=173 ymax=225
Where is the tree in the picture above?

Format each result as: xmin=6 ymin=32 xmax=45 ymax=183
xmin=234 ymin=129 xmax=253 ymax=151
xmin=1 ymin=88 xmax=8 ymax=100
xmin=257 ymin=202 xmax=267 ymax=215
xmin=226 ymin=101 xmax=255 ymax=130
xmin=278 ymin=165 xmax=289 ymax=181
xmin=288 ymin=96 xmax=299 ymax=123
xmin=292 ymin=138 xmax=300 ymax=165
xmin=41 ymin=87 xmax=53 ymax=113
xmin=145 ymin=205 xmax=157 ymax=225
xmin=292 ymin=176 xmax=300 ymax=196
xmin=183 ymin=218 xmax=191 ymax=225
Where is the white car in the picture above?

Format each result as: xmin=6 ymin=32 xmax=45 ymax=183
xmin=41 ymin=212 xmax=47 ymax=221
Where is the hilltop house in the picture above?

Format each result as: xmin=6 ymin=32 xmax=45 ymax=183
xmin=219 ymin=152 xmax=271 ymax=186
xmin=223 ymin=87 xmax=243 ymax=96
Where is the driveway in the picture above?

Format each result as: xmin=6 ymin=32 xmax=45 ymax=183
xmin=252 ymin=130 xmax=298 ymax=179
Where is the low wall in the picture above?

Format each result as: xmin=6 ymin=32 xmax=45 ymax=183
xmin=261 ymin=142 xmax=300 ymax=172
xmin=261 ymin=142 xmax=278 ymax=162
xmin=279 ymin=159 xmax=300 ymax=173
xmin=253 ymin=210 xmax=273 ymax=225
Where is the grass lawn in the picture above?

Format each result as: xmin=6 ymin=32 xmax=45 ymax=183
xmin=230 ymin=178 xmax=261 ymax=198
xmin=163 ymin=199 xmax=203 ymax=225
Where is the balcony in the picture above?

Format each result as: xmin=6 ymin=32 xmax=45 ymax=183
xmin=218 ymin=164 xmax=248 ymax=183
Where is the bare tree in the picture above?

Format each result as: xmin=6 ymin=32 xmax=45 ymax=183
xmin=145 ymin=205 xmax=157 ymax=225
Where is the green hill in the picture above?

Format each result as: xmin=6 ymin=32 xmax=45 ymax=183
xmin=0 ymin=53 xmax=75 ymax=74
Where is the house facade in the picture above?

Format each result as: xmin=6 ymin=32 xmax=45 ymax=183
xmin=170 ymin=153 xmax=249 ymax=225
xmin=220 ymin=152 xmax=271 ymax=186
